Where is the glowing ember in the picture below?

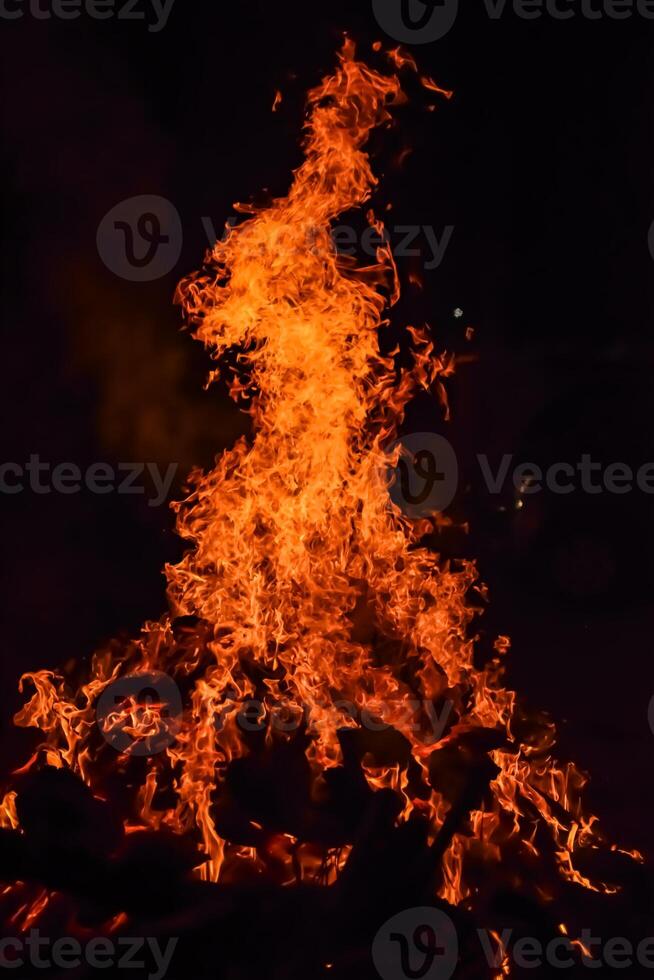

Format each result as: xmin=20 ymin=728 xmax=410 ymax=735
xmin=5 ymin=41 xmax=628 ymax=910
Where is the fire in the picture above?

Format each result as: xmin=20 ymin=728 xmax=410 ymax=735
xmin=5 ymin=41 xmax=624 ymax=909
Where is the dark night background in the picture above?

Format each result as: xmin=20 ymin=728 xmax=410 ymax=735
xmin=1 ymin=0 xmax=653 ymax=874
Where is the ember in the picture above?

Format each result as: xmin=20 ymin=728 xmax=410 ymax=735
xmin=0 ymin=40 xmax=647 ymax=980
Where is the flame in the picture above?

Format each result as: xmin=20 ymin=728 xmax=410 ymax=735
xmin=7 ymin=41 xmax=618 ymax=909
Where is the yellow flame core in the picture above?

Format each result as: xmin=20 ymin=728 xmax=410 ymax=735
xmin=9 ymin=42 xmax=611 ymax=901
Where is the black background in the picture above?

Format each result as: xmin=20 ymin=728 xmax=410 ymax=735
xmin=1 ymin=0 xmax=653 ymax=861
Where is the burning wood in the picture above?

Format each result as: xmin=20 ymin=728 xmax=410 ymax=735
xmin=0 ymin=40 xmax=647 ymax=978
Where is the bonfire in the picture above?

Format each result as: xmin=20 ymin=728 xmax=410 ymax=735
xmin=0 ymin=41 xmax=645 ymax=980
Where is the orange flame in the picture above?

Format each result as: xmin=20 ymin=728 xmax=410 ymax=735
xmin=8 ymin=41 xmax=617 ymax=906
